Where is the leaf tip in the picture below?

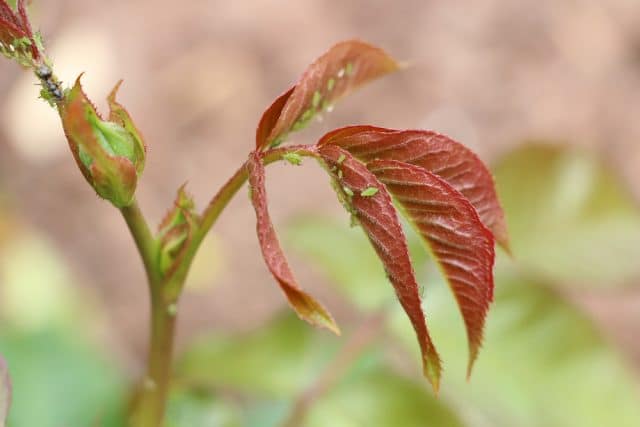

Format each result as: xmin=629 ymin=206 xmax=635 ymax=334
xmin=284 ymin=287 xmax=341 ymax=336
xmin=422 ymin=351 xmax=442 ymax=395
xmin=466 ymin=347 xmax=480 ymax=381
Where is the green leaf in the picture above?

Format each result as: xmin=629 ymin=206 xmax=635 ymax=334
xmin=175 ymin=314 xmax=339 ymax=397
xmin=176 ymin=312 xmax=462 ymax=427
xmin=390 ymin=267 xmax=640 ymax=427
xmin=493 ymin=144 xmax=640 ymax=286
xmin=166 ymin=389 xmax=242 ymax=427
xmin=289 ymin=219 xmax=640 ymax=426
xmin=305 ymin=366 xmax=464 ymax=427
xmin=0 ymin=330 xmax=126 ymax=427
xmin=0 ymin=232 xmax=126 ymax=426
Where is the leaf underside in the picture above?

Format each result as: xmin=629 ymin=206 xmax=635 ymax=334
xmin=318 ymin=127 xmax=499 ymax=376
xmin=367 ymin=159 xmax=495 ymax=375
xmin=256 ymin=40 xmax=399 ymax=150
xmin=317 ymin=144 xmax=442 ymax=391
xmin=247 ymin=152 xmax=340 ymax=335
xmin=319 ymin=126 xmax=509 ymax=251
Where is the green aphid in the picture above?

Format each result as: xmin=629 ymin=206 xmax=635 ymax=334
xmin=337 ymin=153 xmax=346 ymax=164
xmin=167 ymin=303 xmax=178 ymax=317
xmin=345 ymin=62 xmax=354 ymax=76
xmin=291 ymin=108 xmax=315 ymax=131
xmin=283 ymin=152 xmax=303 ymax=166
xmin=343 ymin=186 xmax=354 ymax=197
xmin=360 ymin=187 xmax=379 ymax=197
xmin=312 ymin=90 xmax=322 ymax=109
xmin=327 ymin=78 xmax=336 ymax=91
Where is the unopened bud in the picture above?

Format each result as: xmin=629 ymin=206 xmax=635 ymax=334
xmin=59 ymin=76 xmax=146 ymax=208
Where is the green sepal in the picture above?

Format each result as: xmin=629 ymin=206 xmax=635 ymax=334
xmin=157 ymin=186 xmax=198 ymax=277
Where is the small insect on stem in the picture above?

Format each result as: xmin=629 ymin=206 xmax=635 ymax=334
xmin=35 ymin=63 xmax=64 ymax=101
xmin=35 ymin=64 xmax=52 ymax=80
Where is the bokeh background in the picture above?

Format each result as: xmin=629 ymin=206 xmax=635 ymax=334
xmin=1 ymin=0 xmax=640 ymax=425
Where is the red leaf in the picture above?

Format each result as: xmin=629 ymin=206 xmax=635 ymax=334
xmin=255 ymin=86 xmax=295 ymax=150
xmin=247 ymin=152 xmax=340 ymax=335
xmin=318 ymin=126 xmax=509 ymax=251
xmin=317 ymin=144 xmax=442 ymax=391
xmin=256 ymin=40 xmax=399 ymax=150
xmin=0 ymin=0 xmax=39 ymax=60
xmin=367 ymin=159 xmax=495 ymax=376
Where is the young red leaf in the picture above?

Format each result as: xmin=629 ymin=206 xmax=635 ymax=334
xmin=317 ymin=144 xmax=442 ymax=391
xmin=256 ymin=40 xmax=399 ymax=150
xmin=0 ymin=0 xmax=40 ymax=61
xmin=367 ymin=159 xmax=495 ymax=376
xmin=318 ymin=126 xmax=509 ymax=251
xmin=247 ymin=152 xmax=340 ymax=335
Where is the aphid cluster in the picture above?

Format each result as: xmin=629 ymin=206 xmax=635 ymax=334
xmin=35 ymin=64 xmax=63 ymax=101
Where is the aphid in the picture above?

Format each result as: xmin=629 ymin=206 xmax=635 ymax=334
xmin=35 ymin=64 xmax=52 ymax=79
xmin=35 ymin=63 xmax=63 ymax=101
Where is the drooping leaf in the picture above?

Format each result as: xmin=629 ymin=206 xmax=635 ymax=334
xmin=256 ymin=40 xmax=399 ymax=150
xmin=317 ymin=144 xmax=441 ymax=391
xmin=367 ymin=159 xmax=495 ymax=375
xmin=247 ymin=152 xmax=339 ymax=335
xmin=494 ymin=143 xmax=640 ymax=287
xmin=319 ymin=125 xmax=509 ymax=250
xmin=0 ymin=355 xmax=10 ymax=426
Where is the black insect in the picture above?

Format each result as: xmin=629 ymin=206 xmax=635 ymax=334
xmin=35 ymin=64 xmax=63 ymax=101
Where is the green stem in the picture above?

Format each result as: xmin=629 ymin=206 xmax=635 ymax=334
xmin=130 ymin=295 xmax=177 ymax=427
xmin=121 ymin=201 xmax=161 ymax=286
xmin=165 ymin=145 xmax=318 ymax=300
xmin=124 ymin=146 xmax=317 ymax=425
xmin=121 ymin=200 xmax=175 ymax=426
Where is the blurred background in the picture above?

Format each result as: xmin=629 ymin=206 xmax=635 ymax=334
xmin=1 ymin=0 xmax=640 ymax=425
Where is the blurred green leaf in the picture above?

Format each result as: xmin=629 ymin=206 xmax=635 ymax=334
xmin=493 ymin=143 xmax=640 ymax=286
xmin=305 ymin=366 xmax=464 ymax=427
xmin=0 ymin=231 xmax=126 ymax=426
xmin=0 ymin=234 xmax=79 ymax=330
xmin=285 ymin=217 xmax=428 ymax=311
xmin=0 ymin=329 xmax=126 ymax=427
xmin=290 ymin=218 xmax=640 ymax=426
xmin=176 ymin=314 xmax=340 ymax=397
xmin=167 ymin=388 xmax=291 ymax=427
xmin=166 ymin=389 xmax=242 ymax=427
xmin=176 ymin=312 xmax=463 ymax=427
xmin=390 ymin=268 xmax=640 ymax=427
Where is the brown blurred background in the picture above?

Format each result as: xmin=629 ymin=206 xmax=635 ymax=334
xmin=1 ymin=0 xmax=640 ymax=384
